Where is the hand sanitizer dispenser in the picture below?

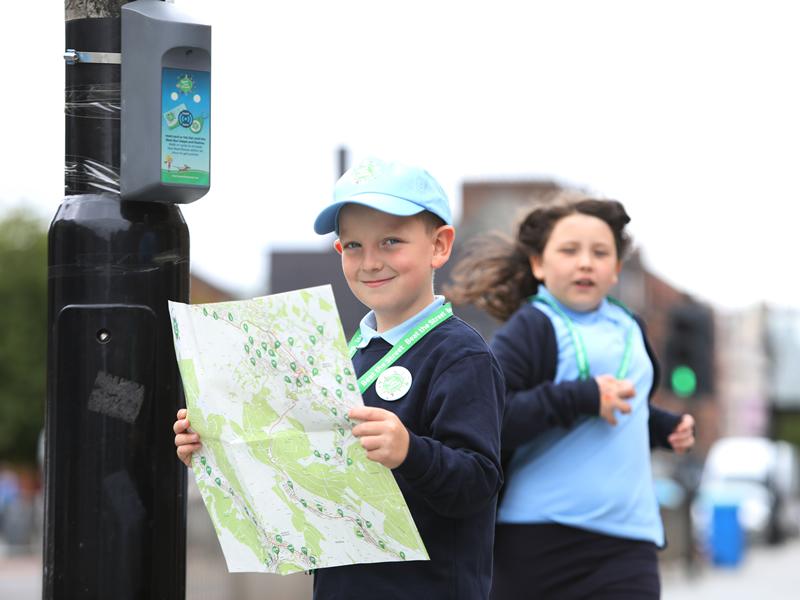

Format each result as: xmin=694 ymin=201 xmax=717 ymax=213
xmin=121 ymin=0 xmax=211 ymax=203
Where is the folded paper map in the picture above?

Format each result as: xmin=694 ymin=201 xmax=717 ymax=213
xmin=168 ymin=285 xmax=428 ymax=574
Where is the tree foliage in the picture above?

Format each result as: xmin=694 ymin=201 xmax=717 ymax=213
xmin=0 ymin=209 xmax=47 ymax=465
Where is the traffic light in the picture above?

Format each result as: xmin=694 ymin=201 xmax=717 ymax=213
xmin=663 ymin=303 xmax=714 ymax=398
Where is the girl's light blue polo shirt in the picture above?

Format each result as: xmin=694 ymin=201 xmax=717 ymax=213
xmin=497 ymin=286 xmax=664 ymax=546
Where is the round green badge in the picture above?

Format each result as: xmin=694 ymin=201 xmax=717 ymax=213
xmin=375 ymin=366 xmax=412 ymax=401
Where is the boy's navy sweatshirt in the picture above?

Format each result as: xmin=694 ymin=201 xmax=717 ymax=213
xmin=491 ymin=303 xmax=682 ymax=457
xmin=313 ymin=316 xmax=505 ymax=600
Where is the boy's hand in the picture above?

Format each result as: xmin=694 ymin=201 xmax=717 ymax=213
xmin=349 ymin=406 xmax=409 ymax=469
xmin=173 ymin=408 xmax=202 ymax=467
xmin=669 ymin=414 xmax=695 ymax=454
xmin=595 ymin=374 xmax=634 ymax=426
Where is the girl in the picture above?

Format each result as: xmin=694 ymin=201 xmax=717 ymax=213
xmin=447 ymin=195 xmax=695 ymax=600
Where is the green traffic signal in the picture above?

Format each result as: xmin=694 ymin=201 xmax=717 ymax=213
xmin=671 ymin=365 xmax=697 ymax=397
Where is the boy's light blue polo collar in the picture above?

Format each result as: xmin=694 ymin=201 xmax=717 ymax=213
xmin=355 ymin=295 xmax=446 ymax=348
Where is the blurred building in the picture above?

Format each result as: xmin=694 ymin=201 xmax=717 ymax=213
xmin=190 ymin=272 xmax=238 ymax=304
xmin=267 ymin=178 xmax=722 ymax=448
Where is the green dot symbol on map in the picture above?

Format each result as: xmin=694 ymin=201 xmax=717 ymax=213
xmin=303 ymin=376 xmax=310 ymax=383
xmin=314 ymin=450 xmax=321 ymax=458
xmin=228 ymin=313 xmax=233 ymax=321
xmin=324 ymin=453 xmax=330 ymax=461
xmin=379 ymin=541 xmax=385 ymax=549
xmin=336 ymin=447 xmax=343 ymax=456
xmin=200 ymin=456 xmax=206 ymax=465
xmin=296 ymin=378 xmax=302 ymax=387
xmin=284 ymin=376 xmax=292 ymax=384
xmin=275 ymin=534 xmax=282 ymax=542
xmin=301 ymin=547 xmax=308 ymax=555
xmin=250 ymin=358 xmax=256 ymax=366
xmin=243 ymin=323 xmax=249 ymax=332
xmin=202 ymin=308 xmax=208 ymax=316
xmin=336 ymin=389 xmax=342 ymax=398
xmin=205 ymin=466 xmax=211 ymax=475
xmin=288 ymin=544 xmax=294 ymax=552
xmin=268 ymin=348 xmax=275 ymax=356
xmin=212 ymin=311 xmax=218 ymax=319
xmin=274 ymin=341 xmax=281 ymax=348
xmin=308 ymin=356 xmax=315 ymax=364
xmin=335 ymin=374 xmax=343 ymax=383
xmin=248 ymin=336 xmax=254 ymax=344
xmin=400 ymin=552 xmax=406 ymax=559
xmin=347 ymin=458 xmax=353 ymax=466
xmin=215 ymin=478 xmax=221 ymax=486
xmin=244 ymin=344 xmax=250 ymax=353
xmin=272 ymin=546 xmax=279 ymax=555
xmin=256 ymin=350 xmax=262 ymax=358
xmin=310 ymin=335 xmax=316 ymax=344
xmin=330 ymin=408 xmax=337 ymax=416
xmin=338 ymin=428 xmax=344 ymax=436
xmin=290 ymin=362 xmax=296 ymax=371
xmin=337 ymin=508 xmax=344 ymax=516
xmin=271 ymin=360 xmax=277 ymax=368
xmin=344 ymin=367 xmax=352 ymax=376
xmin=288 ymin=337 xmax=294 ymax=345
xmin=312 ymin=368 xmax=319 ymax=376
xmin=321 ymin=388 xmax=328 ymax=396
xmin=316 ymin=325 xmax=324 ymax=334
xmin=347 ymin=383 xmax=355 ymax=391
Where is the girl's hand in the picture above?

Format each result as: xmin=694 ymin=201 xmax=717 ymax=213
xmin=173 ymin=408 xmax=202 ymax=467
xmin=349 ymin=406 xmax=409 ymax=469
xmin=595 ymin=374 xmax=634 ymax=425
xmin=669 ymin=414 xmax=695 ymax=454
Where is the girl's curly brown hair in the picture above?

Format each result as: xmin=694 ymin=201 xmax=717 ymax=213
xmin=446 ymin=193 xmax=632 ymax=322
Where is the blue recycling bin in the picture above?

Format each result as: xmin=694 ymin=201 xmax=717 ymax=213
xmin=710 ymin=503 xmax=744 ymax=567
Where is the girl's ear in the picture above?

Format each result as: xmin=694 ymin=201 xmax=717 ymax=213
xmin=612 ymin=260 xmax=622 ymax=284
xmin=431 ymin=225 xmax=456 ymax=269
xmin=529 ymin=255 xmax=545 ymax=280
xmin=334 ymin=239 xmax=343 ymax=255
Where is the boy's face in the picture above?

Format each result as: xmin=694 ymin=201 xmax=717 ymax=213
xmin=335 ymin=204 xmax=454 ymax=331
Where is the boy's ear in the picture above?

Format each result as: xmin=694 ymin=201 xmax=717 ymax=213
xmin=334 ymin=239 xmax=343 ymax=255
xmin=431 ymin=225 xmax=456 ymax=270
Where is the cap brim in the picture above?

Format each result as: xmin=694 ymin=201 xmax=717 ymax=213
xmin=313 ymin=194 xmax=425 ymax=235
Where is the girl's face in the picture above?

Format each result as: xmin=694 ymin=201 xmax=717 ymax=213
xmin=529 ymin=213 xmax=622 ymax=312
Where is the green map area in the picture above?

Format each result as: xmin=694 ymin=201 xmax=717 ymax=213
xmin=169 ymin=285 xmax=428 ymax=574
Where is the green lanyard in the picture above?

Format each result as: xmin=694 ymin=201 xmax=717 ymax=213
xmin=532 ymin=294 xmax=636 ymax=381
xmin=347 ymin=303 xmax=454 ymax=393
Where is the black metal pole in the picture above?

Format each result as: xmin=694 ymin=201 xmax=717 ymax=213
xmin=44 ymin=2 xmax=188 ymax=598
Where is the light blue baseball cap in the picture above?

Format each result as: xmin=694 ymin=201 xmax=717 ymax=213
xmin=313 ymin=157 xmax=452 ymax=235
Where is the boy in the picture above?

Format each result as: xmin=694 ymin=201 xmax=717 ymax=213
xmin=175 ymin=158 xmax=505 ymax=599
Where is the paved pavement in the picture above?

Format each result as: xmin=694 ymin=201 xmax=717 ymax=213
xmin=661 ymin=538 xmax=800 ymax=600
xmin=3 ymin=536 xmax=799 ymax=599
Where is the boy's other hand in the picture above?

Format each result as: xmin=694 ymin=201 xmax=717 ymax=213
xmin=595 ymin=375 xmax=634 ymax=426
xmin=668 ymin=414 xmax=695 ymax=454
xmin=174 ymin=408 xmax=202 ymax=467
xmin=349 ymin=406 xmax=410 ymax=469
